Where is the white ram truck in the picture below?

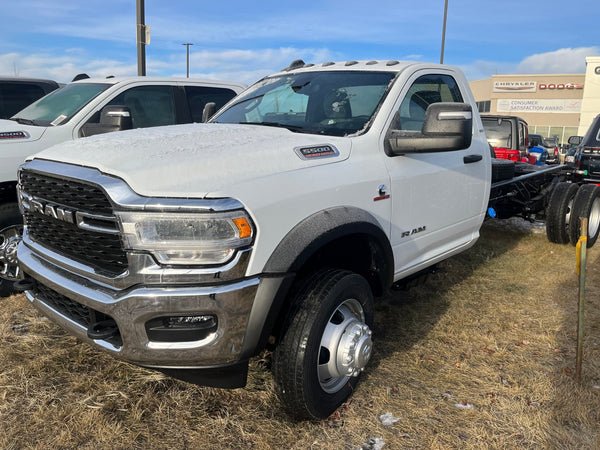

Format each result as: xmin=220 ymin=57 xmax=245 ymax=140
xmin=0 ymin=76 xmax=246 ymax=295
xmin=16 ymin=60 xmax=493 ymax=419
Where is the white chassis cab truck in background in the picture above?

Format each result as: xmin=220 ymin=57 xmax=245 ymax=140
xmin=0 ymin=76 xmax=246 ymax=295
xmin=16 ymin=60 xmax=500 ymax=419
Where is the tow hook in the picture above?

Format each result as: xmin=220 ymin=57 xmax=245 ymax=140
xmin=87 ymin=320 xmax=119 ymax=340
xmin=13 ymin=277 xmax=35 ymax=292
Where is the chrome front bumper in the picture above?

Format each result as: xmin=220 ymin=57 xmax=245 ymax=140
xmin=18 ymin=241 xmax=260 ymax=369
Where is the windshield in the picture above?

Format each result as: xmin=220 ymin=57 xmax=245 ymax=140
xmin=11 ymin=83 xmax=110 ymax=126
xmin=482 ymin=119 xmax=512 ymax=149
xmin=212 ymin=71 xmax=396 ymax=136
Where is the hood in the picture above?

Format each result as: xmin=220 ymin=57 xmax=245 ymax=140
xmin=32 ymin=123 xmax=352 ymax=198
xmin=0 ymin=119 xmax=47 ymax=143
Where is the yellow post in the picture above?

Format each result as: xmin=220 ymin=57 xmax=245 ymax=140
xmin=575 ymin=217 xmax=588 ymax=385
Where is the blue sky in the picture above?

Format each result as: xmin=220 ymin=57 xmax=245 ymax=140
xmin=1 ymin=0 xmax=598 ymax=85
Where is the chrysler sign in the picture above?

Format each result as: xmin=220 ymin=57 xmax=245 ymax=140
xmin=493 ymin=81 xmax=536 ymax=93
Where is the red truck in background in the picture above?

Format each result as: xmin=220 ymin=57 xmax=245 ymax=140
xmin=482 ymin=114 xmax=530 ymax=163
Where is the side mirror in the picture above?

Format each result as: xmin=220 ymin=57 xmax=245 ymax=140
xmin=80 ymin=105 xmax=132 ymax=137
xmin=202 ymin=102 xmax=216 ymax=122
xmin=386 ymin=102 xmax=473 ymax=155
xmin=568 ymin=135 xmax=583 ymax=145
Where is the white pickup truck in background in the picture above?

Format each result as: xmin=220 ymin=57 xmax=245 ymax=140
xmin=14 ymin=60 xmax=600 ymax=419
xmin=0 ymin=76 xmax=246 ymax=294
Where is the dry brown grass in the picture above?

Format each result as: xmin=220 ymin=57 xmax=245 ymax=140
xmin=1 ymin=220 xmax=599 ymax=449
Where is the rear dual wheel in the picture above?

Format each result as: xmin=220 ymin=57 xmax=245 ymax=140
xmin=546 ymin=182 xmax=578 ymax=244
xmin=569 ymin=184 xmax=600 ymax=248
xmin=272 ymin=269 xmax=374 ymax=420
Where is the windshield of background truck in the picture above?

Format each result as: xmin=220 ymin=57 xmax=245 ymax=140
xmin=11 ymin=83 xmax=110 ymax=126
xmin=212 ymin=71 xmax=395 ymax=136
xmin=482 ymin=119 xmax=512 ymax=149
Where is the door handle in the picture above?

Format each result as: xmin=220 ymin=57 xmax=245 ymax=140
xmin=463 ymin=154 xmax=483 ymax=164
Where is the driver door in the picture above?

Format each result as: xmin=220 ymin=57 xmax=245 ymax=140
xmin=382 ymin=72 xmax=488 ymax=276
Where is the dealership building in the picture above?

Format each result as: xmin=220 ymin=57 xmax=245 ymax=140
xmin=469 ymin=56 xmax=600 ymax=145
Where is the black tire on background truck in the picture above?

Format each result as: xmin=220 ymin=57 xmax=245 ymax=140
xmin=546 ymin=182 xmax=579 ymax=244
xmin=0 ymin=202 xmax=23 ymax=297
xmin=569 ymin=184 xmax=600 ymax=248
xmin=272 ymin=269 xmax=374 ymax=419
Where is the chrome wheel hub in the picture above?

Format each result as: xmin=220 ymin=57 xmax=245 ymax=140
xmin=318 ymin=298 xmax=372 ymax=394
xmin=0 ymin=225 xmax=23 ymax=281
xmin=589 ymin=198 xmax=600 ymax=238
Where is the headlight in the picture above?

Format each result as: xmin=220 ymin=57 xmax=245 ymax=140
xmin=117 ymin=210 xmax=253 ymax=265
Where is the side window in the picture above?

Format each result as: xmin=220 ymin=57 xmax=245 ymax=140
xmin=0 ymin=83 xmax=46 ymax=119
xmin=184 ymin=86 xmax=237 ymax=123
xmin=394 ymin=74 xmax=463 ymax=131
xmin=108 ymin=85 xmax=176 ymax=129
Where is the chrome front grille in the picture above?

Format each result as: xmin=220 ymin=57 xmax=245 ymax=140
xmin=19 ymin=170 xmax=113 ymax=214
xmin=20 ymin=170 xmax=128 ymax=276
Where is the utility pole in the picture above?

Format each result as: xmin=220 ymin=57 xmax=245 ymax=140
xmin=440 ymin=0 xmax=448 ymax=64
xmin=182 ymin=43 xmax=193 ymax=78
xmin=136 ymin=0 xmax=147 ymax=76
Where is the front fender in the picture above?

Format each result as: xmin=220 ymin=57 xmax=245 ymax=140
xmin=240 ymin=206 xmax=393 ymax=359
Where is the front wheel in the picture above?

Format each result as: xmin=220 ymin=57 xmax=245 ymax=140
xmin=272 ymin=269 xmax=374 ymax=420
xmin=0 ymin=202 xmax=24 ymax=297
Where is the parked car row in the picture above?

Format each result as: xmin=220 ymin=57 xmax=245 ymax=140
xmin=481 ymin=113 xmax=594 ymax=169
xmin=0 ymin=75 xmax=247 ymax=295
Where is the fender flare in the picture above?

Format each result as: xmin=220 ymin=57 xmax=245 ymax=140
xmin=240 ymin=206 xmax=394 ymax=359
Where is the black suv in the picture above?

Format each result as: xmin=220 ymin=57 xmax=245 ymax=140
xmin=0 ymin=77 xmax=60 ymax=119
xmin=575 ymin=114 xmax=600 ymax=182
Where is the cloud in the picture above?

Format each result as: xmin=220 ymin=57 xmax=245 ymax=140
xmin=516 ymin=47 xmax=599 ymax=74
xmin=0 ymin=52 xmax=137 ymax=82
xmin=0 ymin=47 xmax=340 ymax=85
xmin=459 ymin=47 xmax=600 ymax=81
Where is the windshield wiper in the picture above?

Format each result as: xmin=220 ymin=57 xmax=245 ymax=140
xmin=238 ymin=121 xmax=306 ymax=133
xmin=11 ymin=117 xmax=36 ymax=125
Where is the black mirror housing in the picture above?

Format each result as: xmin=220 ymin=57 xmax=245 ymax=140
xmin=386 ymin=102 xmax=473 ymax=155
xmin=568 ymin=135 xmax=583 ymax=145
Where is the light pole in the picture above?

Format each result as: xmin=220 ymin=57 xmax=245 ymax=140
xmin=136 ymin=0 xmax=146 ymax=76
xmin=440 ymin=0 xmax=448 ymax=64
xmin=182 ymin=43 xmax=193 ymax=78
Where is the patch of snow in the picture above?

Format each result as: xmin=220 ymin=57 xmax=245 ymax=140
xmin=379 ymin=412 xmax=401 ymax=426
xmin=359 ymin=437 xmax=385 ymax=450
xmin=483 ymin=217 xmax=537 ymax=234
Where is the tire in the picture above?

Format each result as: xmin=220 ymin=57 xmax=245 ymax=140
xmin=546 ymin=182 xmax=579 ymax=244
xmin=491 ymin=158 xmax=515 ymax=182
xmin=514 ymin=161 xmax=537 ymax=175
xmin=0 ymin=202 xmax=24 ymax=297
xmin=569 ymin=184 xmax=600 ymax=248
xmin=272 ymin=269 xmax=374 ymax=420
